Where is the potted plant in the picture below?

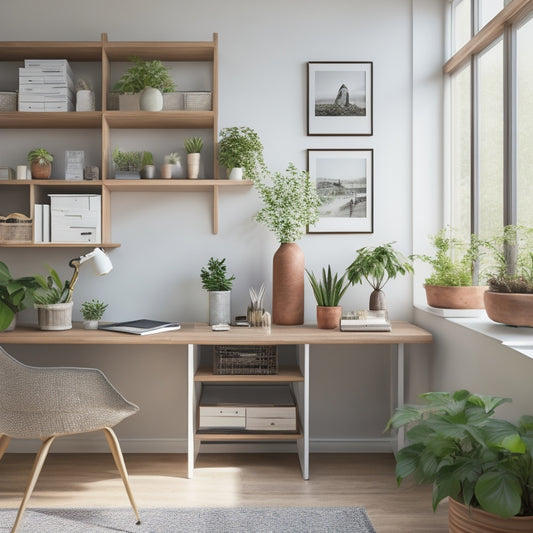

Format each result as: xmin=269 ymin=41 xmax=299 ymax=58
xmin=218 ymin=126 xmax=265 ymax=181
xmin=0 ymin=261 xmax=40 ymax=331
xmin=200 ymin=257 xmax=235 ymax=325
xmin=387 ymin=389 xmax=533 ymax=532
xmin=33 ymin=266 xmax=73 ymax=330
xmin=27 ymin=148 xmax=53 ymax=179
xmin=184 ymin=136 xmax=203 ymax=179
xmin=112 ymin=56 xmax=175 ymax=111
xmin=411 ymin=227 xmax=489 ymax=309
xmin=484 ymin=225 xmax=533 ymax=326
xmin=112 ymin=148 xmax=143 ymax=179
xmin=140 ymin=151 xmax=155 ymax=179
xmin=306 ymin=265 xmax=349 ymax=329
xmin=161 ymin=152 xmax=183 ymax=179
xmin=345 ymin=242 xmax=413 ymax=310
xmin=254 ymin=163 xmax=321 ymax=325
xmin=80 ymin=299 xmax=108 ymax=329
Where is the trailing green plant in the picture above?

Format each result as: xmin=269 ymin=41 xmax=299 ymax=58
xmin=80 ymin=299 xmax=108 ymax=321
xmin=112 ymin=56 xmax=175 ymax=94
xmin=218 ymin=126 xmax=265 ymax=180
xmin=165 ymin=152 xmax=180 ymax=164
xmin=27 ymin=148 xmax=53 ymax=166
xmin=387 ymin=389 xmax=533 ymax=519
xmin=141 ymin=151 xmax=154 ymax=168
xmin=411 ymin=227 xmax=488 ymax=287
xmin=346 ymin=242 xmax=413 ymax=291
xmin=200 ymin=257 xmax=235 ymax=292
xmin=33 ymin=266 xmax=71 ymax=304
xmin=306 ymin=265 xmax=349 ymax=307
xmin=254 ymin=163 xmax=321 ymax=243
xmin=184 ymin=136 xmax=203 ymax=154
xmin=112 ymin=148 xmax=143 ymax=172
xmin=0 ymin=262 xmax=40 ymax=330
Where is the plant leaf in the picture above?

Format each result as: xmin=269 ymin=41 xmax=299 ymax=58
xmin=475 ymin=471 xmax=522 ymax=518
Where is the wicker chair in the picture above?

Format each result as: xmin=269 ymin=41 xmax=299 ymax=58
xmin=0 ymin=345 xmax=141 ymax=533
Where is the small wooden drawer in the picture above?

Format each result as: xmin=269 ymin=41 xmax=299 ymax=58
xmin=246 ymin=407 xmax=297 ymax=431
xmin=199 ymin=406 xmax=245 ymax=429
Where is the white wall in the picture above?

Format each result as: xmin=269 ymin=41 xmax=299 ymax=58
xmin=0 ymin=0 xmax=447 ymax=453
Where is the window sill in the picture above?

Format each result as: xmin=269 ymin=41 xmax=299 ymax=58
xmin=414 ymin=304 xmax=533 ymax=359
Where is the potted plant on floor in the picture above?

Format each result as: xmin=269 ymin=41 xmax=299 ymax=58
xmin=80 ymin=299 xmax=108 ymax=330
xmin=345 ymin=242 xmax=413 ymax=310
xmin=387 ymin=389 xmax=533 ymax=532
xmin=411 ymin=227 xmax=489 ymax=310
xmin=218 ymin=126 xmax=265 ymax=180
xmin=27 ymin=148 xmax=53 ymax=179
xmin=0 ymin=261 xmax=40 ymax=331
xmin=254 ymin=162 xmax=321 ymax=325
xmin=484 ymin=225 xmax=533 ymax=326
xmin=200 ymin=257 xmax=235 ymax=325
xmin=184 ymin=136 xmax=203 ymax=179
xmin=33 ymin=266 xmax=73 ymax=330
xmin=306 ymin=265 xmax=349 ymax=329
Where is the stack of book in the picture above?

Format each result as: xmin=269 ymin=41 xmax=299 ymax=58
xmin=340 ymin=310 xmax=391 ymax=332
xmin=18 ymin=59 xmax=74 ymax=112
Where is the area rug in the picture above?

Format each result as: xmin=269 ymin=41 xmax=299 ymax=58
xmin=0 ymin=506 xmax=376 ymax=533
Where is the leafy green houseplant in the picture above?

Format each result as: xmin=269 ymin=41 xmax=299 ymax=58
xmin=185 ymin=137 xmax=203 ymax=179
xmin=184 ymin=136 xmax=203 ymax=154
xmin=27 ymin=148 xmax=53 ymax=179
xmin=112 ymin=148 xmax=142 ymax=178
xmin=33 ymin=266 xmax=73 ymax=331
xmin=387 ymin=390 xmax=533 ymax=527
xmin=346 ymin=242 xmax=413 ymax=310
xmin=140 ymin=151 xmax=155 ymax=179
xmin=200 ymin=257 xmax=235 ymax=325
xmin=218 ymin=126 xmax=265 ymax=180
xmin=81 ymin=299 xmax=108 ymax=329
xmin=112 ymin=56 xmax=175 ymax=94
xmin=0 ymin=262 xmax=40 ymax=330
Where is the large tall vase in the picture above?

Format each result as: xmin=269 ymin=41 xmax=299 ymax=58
xmin=272 ymin=242 xmax=304 ymax=325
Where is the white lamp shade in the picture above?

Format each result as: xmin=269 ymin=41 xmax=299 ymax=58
xmin=91 ymin=248 xmax=113 ymax=275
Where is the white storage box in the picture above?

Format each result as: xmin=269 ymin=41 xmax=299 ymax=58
xmin=49 ymin=194 xmax=101 ymax=243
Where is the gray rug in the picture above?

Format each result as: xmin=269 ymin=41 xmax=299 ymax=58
xmin=0 ymin=506 xmax=376 ymax=533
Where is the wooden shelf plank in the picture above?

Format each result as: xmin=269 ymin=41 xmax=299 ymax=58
xmin=195 ymin=366 xmax=304 ymax=382
xmin=196 ymin=432 xmax=302 ymax=441
xmin=0 ymin=242 xmax=121 ymax=249
xmin=0 ymin=112 xmax=102 ymax=129
xmin=103 ymin=179 xmax=252 ymax=192
xmin=104 ymin=110 xmax=214 ymax=129
xmin=104 ymin=41 xmax=215 ymax=62
xmin=0 ymin=41 xmax=102 ymax=61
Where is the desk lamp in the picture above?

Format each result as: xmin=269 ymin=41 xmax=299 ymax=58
xmin=66 ymin=247 xmax=113 ymax=301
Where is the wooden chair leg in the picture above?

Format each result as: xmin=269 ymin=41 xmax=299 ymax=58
xmin=102 ymin=427 xmax=141 ymax=525
xmin=10 ymin=435 xmax=55 ymax=533
xmin=0 ymin=434 xmax=11 ymax=462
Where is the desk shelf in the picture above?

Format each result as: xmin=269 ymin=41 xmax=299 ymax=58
xmin=194 ymin=365 xmax=303 ymax=383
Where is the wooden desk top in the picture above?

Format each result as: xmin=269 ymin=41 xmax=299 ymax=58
xmin=0 ymin=322 xmax=432 ymax=346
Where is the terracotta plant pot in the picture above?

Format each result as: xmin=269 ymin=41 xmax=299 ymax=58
xmin=484 ymin=291 xmax=533 ymax=327
xmin=448 ymin=497 xmax=533 ymax=533
xmin=272 ymin=242 xmax=304 ymax=325
xmin=316 ymin=306 xmax=342 ymax=329
xmin=30 ymin=161 xmax=52 ymax=179
xmin=424 ymin=285 xmax=487 ymax=309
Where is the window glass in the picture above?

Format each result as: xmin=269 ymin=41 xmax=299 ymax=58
xmin=517 ymin=17 xmax=533 ymax=228
xmin=478 ymin=0 xmax=504 ymax=31
xmin=453 ymin=0 xmax=472 ymax=52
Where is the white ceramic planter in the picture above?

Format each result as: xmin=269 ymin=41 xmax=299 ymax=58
xmin=76 ymin=90 xmax=95 ymax=111
xmin=187 ymin=153 xmax=200 ymax=179
xmin=140 ymin=87 xmax=163 ymax=111
xmin=228 ymin=168 xmax=243 ymax=181
xmin=208 ymin=291 xmax=231 ymax=325
xmin=83 ymin=319 xmax=99 ymax=330
xmin=36 ymin=302 xmax=73 ymax=331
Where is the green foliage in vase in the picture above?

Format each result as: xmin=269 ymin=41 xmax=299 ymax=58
xmin=112 ymin=148 xmax=143 ymax=172
xmin=112 ymin=56 xmax=175 ymax=94
xmin=80 ymin=299 xmax=108 ymax=321
xmin=141 ymin=151 xmax=154 ymax=168
xmin=200 ymin=257 xmax=235 ymax=292
xmin=254 ymin=163 xmax=321 ymax=243
xmin=33 ymin=266 xmax=71 ymax=304
xmin=27 ymin=148 xmax=53 ymax=166
xmin=184 ymin=136 xmax=203 ymax=154
xmin=218 ymin=126 xmax=265 ymax=180
xmin=165 ymin=152 xmax=180 ymax=164
xmin=306 ymin=265 xmax=349 ymax=307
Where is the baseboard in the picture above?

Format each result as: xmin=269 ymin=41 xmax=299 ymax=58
xmin=5 ymin=436 xmax=394 ymax=454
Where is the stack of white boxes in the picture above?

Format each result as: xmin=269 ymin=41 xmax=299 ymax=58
xmin=18 ymin=59 xmax=74 ymax=112
xmin=49 ymin=194 xmax=101 ymax=243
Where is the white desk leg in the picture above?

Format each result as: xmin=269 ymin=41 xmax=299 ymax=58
xmin=187 ymin=343 xmax=198 ymax=479
xmin=396 ymin=343 xmax=405 ymax=452
xmin=296 ymin=344 xmax=309 ymax=480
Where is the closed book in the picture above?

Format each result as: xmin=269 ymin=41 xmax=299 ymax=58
xmin=340 ymin=310 xmax=391 ymax=332
xmin=33 ymin=204 xmax=43 ymax=243
xmin=99 ymin=319 xmax=181 ymax=335
xmin=42 ymin=204 xmax=50 ymax=242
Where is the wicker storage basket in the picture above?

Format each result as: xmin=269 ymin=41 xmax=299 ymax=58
xmin=0 ymin=92 xmax=17 ymax=111
xmin=213 ymin=345 xmax=278 ymax=375
xmin=0 ymin=213 xmax=32 ymax=242
xmin=184 ymin=92 xmax=212 ymax=111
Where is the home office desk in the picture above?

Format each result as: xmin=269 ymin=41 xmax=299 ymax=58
xmin=0 ymin=321 xmax=432 ymax=480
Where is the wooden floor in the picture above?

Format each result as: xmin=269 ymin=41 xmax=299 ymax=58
xmin=0 ymin=453 xmax=449 ymax=532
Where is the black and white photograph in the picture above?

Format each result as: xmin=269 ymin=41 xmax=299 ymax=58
xmin=307 ymin=149 xmax=373 ymax=233
xmin=307 ymin=62 xmax=373 ymax=135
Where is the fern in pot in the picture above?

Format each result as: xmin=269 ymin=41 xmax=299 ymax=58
xmin=200 ymin=257 xmax=235 ymax=325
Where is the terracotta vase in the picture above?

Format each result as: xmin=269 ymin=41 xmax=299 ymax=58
xmin=30 ymin=162 xmax=51 ymax=179
xmin=272 ymin=242 xmax=304 ymax=325
xmin=316 ymin=306 xmax=342 ymax=329
xmin=425 ymin=285 xmax=487 ymax=309
xmin=448 ymin=497 xmax=533 ymax=533
xmin=484 ymin=291 xmax=533 ymax=327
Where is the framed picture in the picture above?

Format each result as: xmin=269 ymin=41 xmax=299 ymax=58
xmin=307 ymin=62 xmax=373 ymax=136
xmin=307 ymin=149 xmax=373 ymax=234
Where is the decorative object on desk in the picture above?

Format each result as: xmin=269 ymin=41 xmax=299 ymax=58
xmin=254 ymin=163 xmax=321 ymax=325
xmin=0 ymin=166 xmax=15 ymax=180
xmin=307 ymin=265 xmax=349 ymax=329
xmin=0 ymin=261 xmax=40 ymax=331
xmin=80 ymin=299 xmax=108 ymax=330
xmin=346 ymin=242 xmax=413 ymax=311
xmin=85 ymin=165 xmax=99 ymax=180
xmin=27 ymin=148 xmax=53 ymax=179
xmin=139 ymin=151 xmax=156 ymax=179
xmin=200 ymin=257 xmax=235 ymax=326
xmin=307 ymin=149 xmax=374 ymax=233
xmin=218 ymin=126 xmax=265 ymax=180
xmin=112 ymin=148 xmax=142 ymax=179
xmin=307 ymin=61 xmax=373 ymax=135
xmin=65 ymin=150 xmax=85 ymax=181
xmin=75 ymin=77 xmax=95 ymax=111
xmin=0 ymin=213 xmax=32 ymax=243
xmin=340 ymin=310 xmax=391 ymax=332
xmin=247 ymin=283 xmax=265 ymax=327
xmin=387 ymin=389 xmax=533 ymax=532
xmin=213 ymin=345 xmax=278 ymax=375
xmin=484 ymin=224 xmax=533 ymax=327
xmin=411 ymin=227 xmax=489 ymax=310
xmin=161 ymin=152 xmax=183 ymax=179
xmin=184 ymin=136 xmax=203 ymax=179
xmin=262 ymin=310 xmax=272 ymax=334
xmin=99 ymin=319 xmax=180 ymax=335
